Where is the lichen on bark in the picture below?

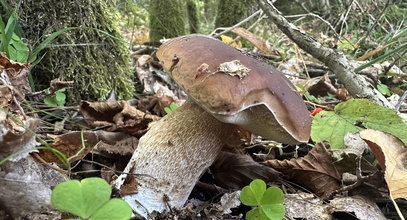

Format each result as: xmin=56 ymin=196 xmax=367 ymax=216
xmin=17 ymin=0 xmax=134 ymax=101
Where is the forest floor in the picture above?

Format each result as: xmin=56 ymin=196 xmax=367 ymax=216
xmin=1 ymin=18 xmax=407 ymax=220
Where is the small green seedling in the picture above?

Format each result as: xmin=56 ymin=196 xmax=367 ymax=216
xmin=51 ymin=177 xmax=132 ymax=220
xmin=240 ymin=179 xmax=285 ymax=220
xmin=164 ymin=103 xmax=179 ymax=114
xmin=377 ymin=83 xmax=391 ymax=96
xmin=44 ymin=89 xmax=66 ymax=107
xmin=296 ymin=84 xmax=321 ymax=103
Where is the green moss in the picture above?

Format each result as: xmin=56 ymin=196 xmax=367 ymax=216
xmin=17 ymin=0 xmax=134 ymax=101
xmin=149 ymin=0 xmax=186 ymax=42
xmin=215 ymin=0 xmax=251 ymax=28
xmin=186 ymin=0 xmax=199 ymax=33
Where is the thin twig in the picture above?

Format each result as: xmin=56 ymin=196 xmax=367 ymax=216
xmin=210 ymin=9 xmax=262 ymax=38
xmin=338 ymin=0 xmax=355 ymax=35
xmin=395 ymin=90 xmax=407 ymax=112
xmin=356 ymin=0 xmax=391 ymax=45
xmin=286 ymin=13 xmax=351 ymax=46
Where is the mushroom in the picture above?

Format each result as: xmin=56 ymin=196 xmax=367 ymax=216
xmin=115 ymin=35 xmax=311 ymax=217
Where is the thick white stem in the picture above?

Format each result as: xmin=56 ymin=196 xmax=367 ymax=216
xmin=116 ymin=100 xmax=234 ymax=217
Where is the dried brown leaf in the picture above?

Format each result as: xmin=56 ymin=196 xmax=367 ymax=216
xmin=285 ymin=193 xmax=386 ymax=220
xmin=0 ymin=54 xmax=31 ymax=99
xmin=0 ymin=113 xmax=38 ymax=161
xmin=263 ymin=143 xmax=340 ymax=199
xmin=357 ymin=43 xmax=393 ymax=61
xmin=359 ymin=129 xmax=407 ymax=199
xmin=94 ymin=133 xmax=138 ymax=157
xmin=210 ymin=151 xmax=280 ymax=190
xmin=230 ymin=27 xmax=275 ymax=55
xmin=0 ymin=86 xmax=12 ymax=108
xmin=0 ymin=54 xmax=31 ymax=111
xmin=305 ymin=74 xmax=336 ymax=96
xmin=119 ymin=173 xmax=138 ymax=196
xmin=38 ymin=131 xmax=98 ymax=163
xmin=49 ymin=79 xmax=74 ymax=93
xmin=80 ymin=100 xmax=159 ymax=134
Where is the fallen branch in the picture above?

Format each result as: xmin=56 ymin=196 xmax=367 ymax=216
xmin=256 ymin=0 xmax=394 ymax=109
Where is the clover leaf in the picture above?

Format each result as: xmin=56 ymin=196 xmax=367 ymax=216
xmin=240 ymin=179 xmax=285 ymax=220
xmin=51 ymin=177 xmax=132 ymax=220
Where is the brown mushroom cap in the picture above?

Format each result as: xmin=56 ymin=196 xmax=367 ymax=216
xmin=156 ymin=35 xmax=311 ymax=144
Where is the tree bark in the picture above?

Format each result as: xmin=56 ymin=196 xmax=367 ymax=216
xmin=215 ymin=0 xmax=251 ymax=27
xmin=17 ymin=0 xmax=134 ymax=101
xmin=149 ymin=0 xmax=186 ymax=42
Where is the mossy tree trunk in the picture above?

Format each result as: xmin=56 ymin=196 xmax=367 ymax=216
xmin=215 ymin=0 xmax=252 ymax=27
xmin=203 ymin=0 xmax=218 ymax=22
xmin=186 ymin=0 xmax=199 ymax=33
xmin=149 ymin=0 xmax=186 ymax=42
xmin=17 ymin=0 xmax=134 ymax=101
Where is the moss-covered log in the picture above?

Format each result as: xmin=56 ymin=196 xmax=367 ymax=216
xmin=17 ymin=0 xmax=134 ymax=101
xmin=149 ymin=0 xmax=186 ymax=42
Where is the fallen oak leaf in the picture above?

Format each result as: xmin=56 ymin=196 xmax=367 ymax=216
xmin=263 ymin=143 xmax=340 ymax=199
xmin=38 ymin=131 xmax=98 ymax=163
xmin=359 ymin=129 xmax=407 ymax=199
xmin=80 ymin=100 xmax=160 ymax=135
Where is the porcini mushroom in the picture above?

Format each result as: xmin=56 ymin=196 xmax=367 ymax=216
xmin=115 ymin=35 xmax=311 ymax=217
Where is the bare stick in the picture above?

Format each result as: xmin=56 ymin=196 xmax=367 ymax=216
xmin=210 ymin=9 xmax=262 ymax=38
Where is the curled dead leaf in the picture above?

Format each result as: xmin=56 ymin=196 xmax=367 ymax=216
xmin=359 ymin=129 xmax=407 ymax=199
xmin=0 ymin=112 xmax=38 ymax=161
xmin=93 ymin=131 xmax=138 ymax=157
xmin=230 ymin=27 xmax=275 ymax=56
xmin=263 ymin=143 xmax=340 ymax=199
xmin=0 ymin=53 xmax=31 ymax=99
xmin=38 ymin=131 xmax=98 ymax=163
xmin=80 ymin=100 xmax=160 ymax=135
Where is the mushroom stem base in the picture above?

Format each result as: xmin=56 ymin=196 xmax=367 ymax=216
xmin=116 ymin=100 xmax=234 ymax=217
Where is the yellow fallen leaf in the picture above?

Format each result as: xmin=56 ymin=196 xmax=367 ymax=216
xmin=359 ymin=129 xmax=407 ymax=199
xmin=220 ymin=34 xmax=242 ymax=49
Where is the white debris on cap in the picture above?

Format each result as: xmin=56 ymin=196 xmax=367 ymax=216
xmin=217 ymin=60 xmax=250 ymax=79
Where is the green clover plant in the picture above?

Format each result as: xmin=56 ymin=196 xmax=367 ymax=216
xmin=44 ymin=89 xmax=67 ymax=107
xmin=51 ymin=177 xmax=132 ymax=220
xmin=240 ymin=179 xmax=285 ymax=220
xmin=164 ymin=103 xmax=179 ymax=114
